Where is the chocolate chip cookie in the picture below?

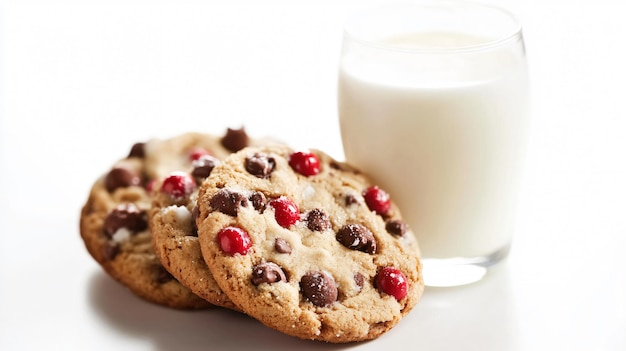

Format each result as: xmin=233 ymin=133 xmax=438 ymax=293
xmin=80 ymin=129 xmax=251 ymax=309
xmin=196 ymin=145 xmax=423 ymax=342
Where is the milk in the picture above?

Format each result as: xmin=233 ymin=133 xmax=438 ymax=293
xmin=338 ymin=32 xmax=529 ymax=259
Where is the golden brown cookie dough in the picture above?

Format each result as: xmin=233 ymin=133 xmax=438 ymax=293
xmin=196 ymin=145 xmax=424 ymax=342
xmin=148 ymin=131 xmax=250 ymax=310
xmin=79 ymin=134 xmax=223 ymax=309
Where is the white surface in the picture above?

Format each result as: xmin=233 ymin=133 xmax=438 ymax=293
xmin=1 ymin=0 xmax=625 ymax=350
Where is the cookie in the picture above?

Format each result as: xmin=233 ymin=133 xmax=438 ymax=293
xmin=196 ymin=145 xmax=424 ymax=342
xmin=149 ymin=128 xmax=267 ymax=310
xmin=80 ymin=129 xmax=251 ymax=309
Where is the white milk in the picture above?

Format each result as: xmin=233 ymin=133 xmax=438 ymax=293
xmin=338 ymin=32 xmax=529 ymax=258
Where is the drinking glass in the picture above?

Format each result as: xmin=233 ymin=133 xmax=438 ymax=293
xmin=338 ymin=1 xmax=529 ymax=287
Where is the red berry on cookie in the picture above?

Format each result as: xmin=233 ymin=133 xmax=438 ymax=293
xmin=160 ymin=172 xmax=196 ymax=199
xmin=363 ymin=186 xmax=391 ymax=215
xmin=288 ymin=151 xmax=321 ymax=176
xmin=188 ymin=147 xmax=211 ymax=161
xmin=269 ymin=196 xmax=300 ymax=228
xmin=375 ymin=267 xmax=408 ymax=301
xmin=217 ymin=226 xmax=252 ymax=255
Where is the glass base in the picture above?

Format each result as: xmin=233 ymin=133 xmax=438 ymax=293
xmin=421 ymin=244 xmax=511 ymax=287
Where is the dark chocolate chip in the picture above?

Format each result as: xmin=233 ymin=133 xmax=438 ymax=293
xmin=385 ymin=219 xmax=408 ymax=237
xmin=305 ymin=208 xmax=331 ymax=232
xmin=354 ymin=272 xmax=365 ymax=292
xmin=249 ymin=191 xmax=267 ymax=213
xmin=245 ymin=153 xmax=275 ymax=179
xmin=251 ymin=262 xmax=287 ymax=285
xmin=345 ymin=194 xmax=359 ymax=206
xmin=336 ymin=223 xmax=377 ymax=254
xmin=300 ymin=271 xmax=338 ymax=307
xmin=103 ymin=203 xmax=147 ymax=237
xmin=210 ymin=189 xmax=248 ymax=217
xmin=274 ymin=238 xmax=292 ymax=254
xmin=221 ymin=127 xmax=249 ymax=152
xmin=127 ymin=142 xmax=145 ymax=158
xmin=191 ymin=155 xmax=219 ymax=180
xmin=104 ymin=167 xmax=142 ymax=192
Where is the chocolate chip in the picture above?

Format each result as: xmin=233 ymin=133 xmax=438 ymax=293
xmin=191 ymin=205 xmax=199 ymax=236
xmin=191 ymin=155 xmax=219 ymax=180
xmin=249 ymin=191 xmax=267 ymax=213
xmin=251 ymin=262 xmax=287 ymax=285
xmin=221 ymin=127 xmax=249 ymax=152
xmin=274 ymin=238 xmax=292 ymax=254
xmin=354 ymin=272 xmax=365 ymax=292
xmin=127 ymin=142 xmax=145 ymax=158
xmin=210 ymin=189 xmax=248 ymax=217
xmin=103 ymin=203 xmax=147 ymax=237
xmin=336 ymin=223 xmax=377 ymax=254
xmin=386 ymin=219 xmax=408 ymax=237
xmin=300 ymin=271 xmax=338 ymax=307
xmin=104 ymin=167 xmax=142 ymax=192
xmin=245 ymin=153 xmax=275 ymax=179
xmin=305 ymin=209 xmax=331 ymax=232
xmin=345 ymin=194 xmax=359 ymax=206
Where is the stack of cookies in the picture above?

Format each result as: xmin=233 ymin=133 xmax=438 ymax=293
xmin=80 ymin=127 xmax=424 ymax=343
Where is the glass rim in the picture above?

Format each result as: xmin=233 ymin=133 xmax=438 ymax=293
xmin=343 ymin=0 xmax=524 ymax=54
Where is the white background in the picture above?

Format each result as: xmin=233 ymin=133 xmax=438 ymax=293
xmin=1 ymin=0 xmax=625 ymax=350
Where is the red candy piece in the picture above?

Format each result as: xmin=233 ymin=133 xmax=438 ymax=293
xmin=289 ymin=151 xmax=321 ymax=176
xmin=217 ymin=226 xmax=252 ymax=255
xmin=188 ymin=147 xmax=211 ymax=161
xmin=376 ymin=267 xmax=408 ymax=301
xmin=269 ymin=196 xmax=300 ymax=228
xmin=363 ymin=186 xmax=391 ymax=215
xmin=160 ymin=172 xmax=196 ymax=199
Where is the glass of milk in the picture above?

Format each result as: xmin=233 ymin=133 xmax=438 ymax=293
xmin=338 ymin=1 xmax=529 ymax=287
